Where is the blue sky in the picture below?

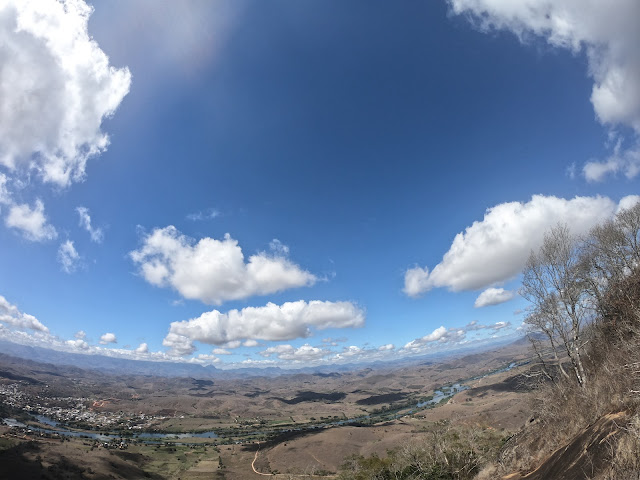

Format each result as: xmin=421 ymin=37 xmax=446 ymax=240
xmin=0 ymin=0 xmax=638 ymax=368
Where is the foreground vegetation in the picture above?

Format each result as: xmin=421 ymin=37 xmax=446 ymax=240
xmin=339 ymin=201 xmax=640 ymax=479
xmin=497 ymin=202 xmax=640 ymax=478
xmin=338 ymin=423 xmax=505 ymax=480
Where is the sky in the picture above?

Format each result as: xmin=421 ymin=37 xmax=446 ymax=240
xmin=0 ymin=0 xmax=638 ymax=369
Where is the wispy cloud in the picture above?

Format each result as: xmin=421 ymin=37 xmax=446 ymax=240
xmin=76 ymin=207 xmax=104 ymax=243
xmin=58 ymin=240 xmax=81 ymax=274
xmin=186 ymin=208 xmax=220 ymax=221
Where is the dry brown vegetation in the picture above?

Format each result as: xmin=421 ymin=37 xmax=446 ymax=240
xmin=337 ymin=423 xmax=505 ymax=480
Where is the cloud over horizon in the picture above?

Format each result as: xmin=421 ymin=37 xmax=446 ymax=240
xmin=99 ymin=332 xmax=117 ymax=345
xmin=260 ymin=343 xmax=330 ymax=363
xmin=402 ymin=320 xmax=512 ymax=355
xmin=402 ymin=326 xmax=466 ymax=352
xmin=0 ymin=294 xmax=513 ymax=369
xmin=163 ymin=300 xmax=365 ymax=356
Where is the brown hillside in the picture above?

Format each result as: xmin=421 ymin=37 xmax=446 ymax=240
xmin=503 ymin=411 xmax=631 ymax=480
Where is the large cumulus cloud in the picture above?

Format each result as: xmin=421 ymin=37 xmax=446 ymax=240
xmin=0 ymin=0 xmax=130 ymax=187
xmin=163 ymin=300 xmax=365 ymax=356
xmin=404 ymin=195 xmax=628 ymax=296
xmin=130 ymin=226 xmax=317 ymax=305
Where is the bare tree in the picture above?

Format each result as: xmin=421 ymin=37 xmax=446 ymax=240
xmin=582 ymin=201 xmax=640 ymax=325
xmin=521 ymin=224 xmax=590 ymax=388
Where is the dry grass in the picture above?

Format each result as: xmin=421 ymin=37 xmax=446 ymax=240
xmin=496 ymin=281 xmax=640 ymax=478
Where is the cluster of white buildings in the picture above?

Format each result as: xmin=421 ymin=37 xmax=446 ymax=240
xmin=0 ymin=382 xmax=161 ymax=431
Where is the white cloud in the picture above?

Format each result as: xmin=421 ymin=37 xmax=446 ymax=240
xmin=0 ymin=295 xmax=48 ymax=332
xmin=404 ymin=326 xmax=448 ymax=348
xmin=321 ymin=336 xmax=348 ymax=345
xmin=200 ymin=318 xmax=517 ymax=366
xmin=164 ymin=300 xmax=365 ymax=355
xmin=474 ymin=287 xmax=515 ymax=308
xmin=329 ymin=344 xmax=401 ymax=364
xmin=616 ymin=195 xmax=640 ymax=213
xmin=186 ymin=208 xmax=220 ymax=221
xmin=269 ymin=239 xmax=290 ymax=256
xmin=66 ymin=338 xmax=89 ymax=350
xmin=0 ymin=0 xmax=130 ymax=187
xmin=449 ymin=0 xmax=640 ymax=181
xmin=259 ymin=344 xmax=294 ymax=356
xmin=239 ymin=344 xmax=400 ymax=368
xmin=403 ymin=326 xmax=467 ymax=353
xmin=99 ymin=332 xmax=117 ymax=344
xmin=194 ymin=354 xmax=221 ymax=364
xmin=74 ymin=330 xmax=86 ymax=339
xmin=339 ymin=345 xmax=363 ymax=357
xmin=404 ymin=195 xmax=621 ymax=296
xmin=162 ymin=332 xmax=196 ymax=356
xmin=399 ymin=320 xmax=516 ymax=355
xmin=584 ymin=142 xmax=640 ymax=182
xmin=260 ymin=344 xmax=329 ymax=363
xmin=0 ymin=309 xmax=516 ymax=369
xmin=492 ymin=321 xmax=511 ymax=330
xmin=76 ymin=207 xmax=103 ymax=243
xmin=0 ymin=323 xmax=221 ymax=364
xmin=130 ymin=226 xmax=317 ymax=305
xmin=57 ymin=240 xmax=81 ymax=273
xmin=403 ymin=267 xmax=431 ymax=298
xmin=212 ymin=348 xmax=232 ymax=355
xmin=5 ymin=200 xmax=57 ymax=242
xmin=0 ymin=312 xmax=48 ymax=332
xmin=240 ymin=358 xmax=279 ymax=367
xmin=466 ymin=320 xmax=513 ymax=332
xmin=464 ymin=320 xmax=482 ymax=331
xmin=0 ymin=174 xmax=10 ymax=205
